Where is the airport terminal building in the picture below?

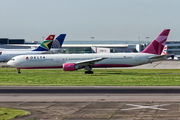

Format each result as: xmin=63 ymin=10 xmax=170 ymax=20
xmin=61 ymin=44 xmax=144 ymax=54
xmin=0 ymin=38 xmax=25 ymax=44
xmin=1 ymin=38 xmax=180 ymax=57
xmin=0 ymin=39 xmax=147 ymax=53
xmin=166 ymin=41 xmax=180 ymax=55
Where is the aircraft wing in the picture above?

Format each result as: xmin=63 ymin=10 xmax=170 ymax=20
xmin=75 ymin=57 xmax=108 ymax=66
xmin=41 ymin=49 xmax=64 ymax=54
xmin=148 ymin=55 xmax=167 ymax=59
xmin=51 ymin=49 xmax=65 ymax=53
xmin=41 ymin=51 xmax=55 ymax=54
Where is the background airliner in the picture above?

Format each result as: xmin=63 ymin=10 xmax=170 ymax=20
xmin=0 ymin=34 xmax=66 ymax=62
xmin=161 ymin=45 xmax=167 ymax=55
xmin=7 ymin=29 xmax=170 ymax=74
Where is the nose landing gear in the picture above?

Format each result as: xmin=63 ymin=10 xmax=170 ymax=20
xmin=17 ymin=68 xmax=21 ymax=74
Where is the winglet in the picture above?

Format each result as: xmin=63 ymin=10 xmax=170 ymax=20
xmin=141 ymin=29 xmax=170 ymax=55
xmin=51 ymin=34 xmax=66 ymax=48
xmin=33 ymin=35 xmax=55 ymax=51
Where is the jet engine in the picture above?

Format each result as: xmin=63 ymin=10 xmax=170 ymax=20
xmin=63 ymin=63 xmax=78 ymax=71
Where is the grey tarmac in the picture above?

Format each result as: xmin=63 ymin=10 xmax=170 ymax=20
xmin=1 ymin=100 xmax=180 ymax=120
xmin=1 ymin=87 xmax=180 ymax=120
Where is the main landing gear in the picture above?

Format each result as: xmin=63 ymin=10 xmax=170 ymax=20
xmin=17 ymin=68 xmax=21 ymax=74
xmin=85 ymin=71 xmax=94 ymax=74
xmin=84 ymin=65 xmax=94 ymax=74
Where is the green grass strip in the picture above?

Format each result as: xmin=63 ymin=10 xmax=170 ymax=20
xmin=0 ymin=107 xmax=30 ymax=120
xmin=0 ymin=68 xmax=180 ymax=86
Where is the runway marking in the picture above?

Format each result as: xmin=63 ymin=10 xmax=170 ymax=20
xmin=121 ymin=104 xmax=169 ymax=111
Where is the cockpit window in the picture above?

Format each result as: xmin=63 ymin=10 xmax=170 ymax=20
xmin=10 ymin=59 xmax=15 ymax=61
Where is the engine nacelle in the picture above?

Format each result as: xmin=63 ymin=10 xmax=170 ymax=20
xmin=63 ymin=63 xmax=78 ymax=71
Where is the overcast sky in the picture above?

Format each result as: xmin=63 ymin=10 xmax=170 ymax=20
xmin=0 ymin=0 xmax=179 ymax=42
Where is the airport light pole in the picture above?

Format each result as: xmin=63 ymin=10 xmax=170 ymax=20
xmin=91 ymin=37 xmax=95 ymax=53
xmin=145 ymin=37 xmax=149 ymax=44
xmin=42 ymin=37 xmax=45 ymax=41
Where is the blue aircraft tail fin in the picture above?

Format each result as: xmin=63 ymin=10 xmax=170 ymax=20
xmin=51 ymin=34 xmax=66 ymax=48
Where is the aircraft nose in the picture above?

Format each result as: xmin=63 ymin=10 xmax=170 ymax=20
xmin=7 ymin=61 xmax=11 ymax=66
xmin=7 ymin=60 xmax=14 ymax=67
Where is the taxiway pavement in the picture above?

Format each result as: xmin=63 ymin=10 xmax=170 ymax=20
xmin=1 ymin=86 xmax=180 ymax=120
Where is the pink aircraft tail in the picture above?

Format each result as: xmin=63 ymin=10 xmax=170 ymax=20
xmin=141 ymin=29 xmax=170 ymax=55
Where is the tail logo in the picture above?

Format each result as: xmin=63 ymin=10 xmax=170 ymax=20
xmin=161 ymin=45 xmax=167 ymax=55
xmin=50 ymin=36 xmax=54 ymax=39
xmin=32 ymin=35 xmax=55 ymax=51
xmin=52 ymin=34 xmax=66 ymax=48
xmin=40 ymin=40 xmax=53 ymax=50
xmin=52 ymin=39 xmax=61 ymax=48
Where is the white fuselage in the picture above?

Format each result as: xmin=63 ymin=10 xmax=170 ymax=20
xmin=7 ymin=53 xmax=163 ymax=69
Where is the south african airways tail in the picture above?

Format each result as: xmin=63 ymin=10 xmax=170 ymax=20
xmin=33 ymin=35 xmax=55 ymax=51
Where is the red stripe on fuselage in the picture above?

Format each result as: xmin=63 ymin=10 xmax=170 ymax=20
xmin=17 ymin=66 xmax=63 ymax=69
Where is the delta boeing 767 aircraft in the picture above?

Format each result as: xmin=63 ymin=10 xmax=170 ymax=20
xmin=7 ymin=29 xmax=170 ymax=74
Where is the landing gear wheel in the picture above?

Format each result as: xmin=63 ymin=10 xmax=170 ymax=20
xmin=17 ymin=69 xmax=21 ymax=74
xmin=85 ymin=71 xmax=94 ymax=74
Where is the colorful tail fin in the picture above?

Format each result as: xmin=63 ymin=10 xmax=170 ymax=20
xmin=51 ymin=34 xmax=66 ymax=48
xmin=161 ymin=45 xmax=168 ymax=55
xmin=33 ymin=35 xmax=55 ymax=51
xmin=141 ymin=29 xmax=170 ymax=55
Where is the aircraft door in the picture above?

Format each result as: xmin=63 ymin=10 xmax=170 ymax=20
xmin=55 ymin=56 xmax=62 ymax=64
xmin=55 ymin=56 xmax=59 ymax=63
xmin=135 ymin=56 xmax=141 ymax=65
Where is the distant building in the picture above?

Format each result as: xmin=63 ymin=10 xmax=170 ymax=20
xmin=0 ymin=38 xmax=8 ymax=44
xmin=9 ymin=39 xmax=25 ymax=44
xmin=0 ymin=38 xmax=25 ymax=44
xmin=166 ymin=41 xmax=180 ymax=55
xmin=61 ymin=44 xmax=147 ymax=54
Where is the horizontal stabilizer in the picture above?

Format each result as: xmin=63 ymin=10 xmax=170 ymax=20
xmin=41 ymin=49 xmax=65 ymax=54
xmin=148 ymin=55 xmax=167 ymax=59
xmin=41 ymin=51 xmax=55 ymax=54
